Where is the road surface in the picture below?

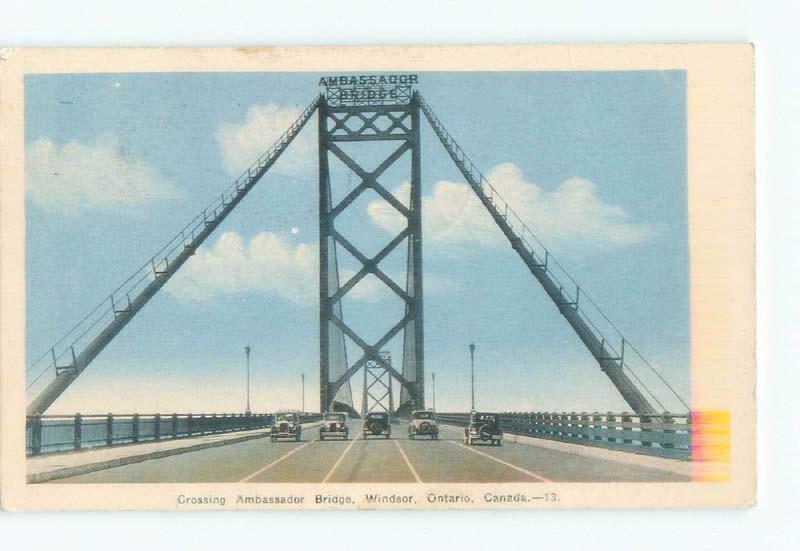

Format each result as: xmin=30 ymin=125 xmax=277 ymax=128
xmin=50 ymin=421 xmax=688 ymax=483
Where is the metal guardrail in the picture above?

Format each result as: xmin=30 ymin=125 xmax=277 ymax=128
xmin=26 ymin=412 xmax=324 ymax=456
xmin=437 ymin=412 xmax=691 ymax=460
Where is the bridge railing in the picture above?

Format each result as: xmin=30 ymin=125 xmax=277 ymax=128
xmin=26 ymin=411 xmax=325 ymax=456
xmin=26 ymin=412 xmax=273 ymax=456
xmin=437 ymin=411 xmax=691 ymax=460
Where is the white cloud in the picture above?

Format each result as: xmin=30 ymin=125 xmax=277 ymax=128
xmin=165 ymin=231 xmax=459 ymax=305
xmin=166 ymin=231 xmax=317 ymax=305
xmin=25 ymin=137 xmax=179 ymax=214
xmin=335 ymin=266 xmax=462 ymax=303
xmin=367 ymin=163 xmax=656 ymax=250
xmin=216 ymin=103 xmax=316 ymax=176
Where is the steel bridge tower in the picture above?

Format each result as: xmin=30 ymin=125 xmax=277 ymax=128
xmin=318 ymin=83 xmax=424 ymax=417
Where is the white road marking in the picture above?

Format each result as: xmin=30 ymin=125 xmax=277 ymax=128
xmin=322 ymin=433 xmax=360 ymax=483
xmin=239 ymin=441 xmax=313 ymax=483
xmin=448 ymin=440 xmax=552 ymax=483
xmin=394 ymin=440 xmax=422 ymax=483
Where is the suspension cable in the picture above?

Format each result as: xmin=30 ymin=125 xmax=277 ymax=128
xmin=417 ymin=92 xmax=689 ymax=412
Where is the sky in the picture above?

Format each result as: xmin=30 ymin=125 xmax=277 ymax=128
xmin=24 ymin=70 xmax=688 ymax=415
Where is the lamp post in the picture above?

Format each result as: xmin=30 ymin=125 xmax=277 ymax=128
xmin=432 ymin=372 xmax=436 ymax=412
xmin=301 ymin=373 xmax=305 ymax=413
xmin=245 ymin=345 xmax=251 ymax=415
xmin=469 ymin=343 xmax=476 ymax=411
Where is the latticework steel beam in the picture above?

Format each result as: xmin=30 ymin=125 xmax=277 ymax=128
xmin=360 ymin=351 xmax=396 ymax=417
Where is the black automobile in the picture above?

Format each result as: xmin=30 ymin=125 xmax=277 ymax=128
xmin=363 ymin=411 xmax=391 ymax=439
xmin=464 ymin=412 xmax=503 ymax=446
xmin=319 ymin=412 xmax=349 ymax=441
xmin=270 ymin=411 xmax=302 ymax=442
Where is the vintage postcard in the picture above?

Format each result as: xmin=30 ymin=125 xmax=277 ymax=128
xmin=0 ymin=44 xmax=755 ymax=510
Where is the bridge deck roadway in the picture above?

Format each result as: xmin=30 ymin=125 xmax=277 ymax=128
xmin=48 ymin=421 xmax=689 ymax=484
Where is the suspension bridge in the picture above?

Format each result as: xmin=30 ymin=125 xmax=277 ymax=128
xmin=25 ymin=75 xmax=697 ymax=483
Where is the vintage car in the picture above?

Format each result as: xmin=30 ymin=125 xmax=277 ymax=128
xmin=270 ymin=411 xmax=302 ymax=442
xmin=362 ymin=411 xmax=391 ymax=439
xmin=408 ymin=410 xmax=439 ymax=440
xmin=464 ymin=411 xmax=503 ymax=446
xmin=319 ymin=412 xmax=349 ymax=441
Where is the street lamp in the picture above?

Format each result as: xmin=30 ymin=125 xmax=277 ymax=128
xmin=469 ymin=343 xmax=476 ymax=411
xmin=301 ymin=373 xmax=305 ymax=413
xmin=432 ymin=372 xmax=436 ymax=412
xmin=245 ymin=345 xmax=251 ymax=415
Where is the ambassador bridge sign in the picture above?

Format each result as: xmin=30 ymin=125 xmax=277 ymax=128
xmin=319 ymin=74 xmax=419 ymax=106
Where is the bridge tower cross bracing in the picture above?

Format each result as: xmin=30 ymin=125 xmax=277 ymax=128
xmin=318 ymin=85 xmax=424 ymax=417
xmin=360 ymin=351 xmax=396 ymax=417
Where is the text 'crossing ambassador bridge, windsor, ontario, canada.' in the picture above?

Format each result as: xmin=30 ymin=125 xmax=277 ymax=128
xmin=25 ymin=75 xmax=697 ymax=477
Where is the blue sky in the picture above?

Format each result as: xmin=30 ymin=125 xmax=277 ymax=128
xmin=24 ymin=70 xmax=688 ymax=414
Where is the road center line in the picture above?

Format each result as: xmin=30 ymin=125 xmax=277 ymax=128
xmin=239 ymin=441 xmax=313 ymax=483
xmin=322 ymin=433 xmax=360 ymax=483
xmin=394 ymin=440 xmax=422 ymax=483
xmin=448 ymin=440 xmax=552 ymax=483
